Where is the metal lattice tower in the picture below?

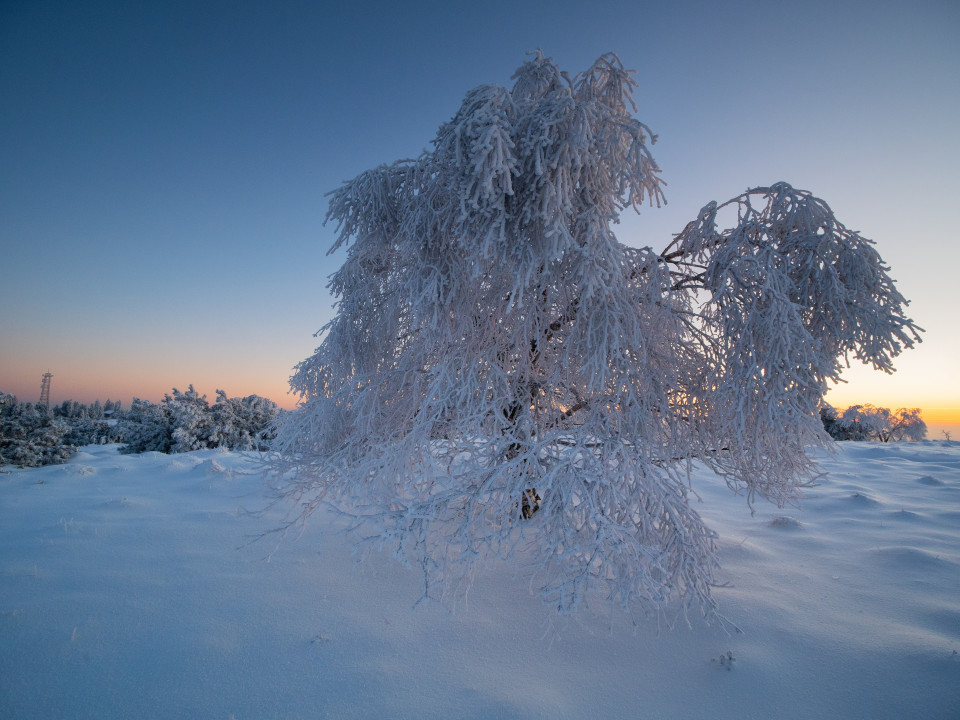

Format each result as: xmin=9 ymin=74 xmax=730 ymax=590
xmin=39 ymin=372 xmax=53 ymax=408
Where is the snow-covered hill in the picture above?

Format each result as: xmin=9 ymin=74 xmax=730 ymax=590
xmin=1 ymin=442 xmax=958 ymax=719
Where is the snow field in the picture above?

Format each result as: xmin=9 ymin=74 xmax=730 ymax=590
xmin=1 ymin=442 xmax=958 ymax=719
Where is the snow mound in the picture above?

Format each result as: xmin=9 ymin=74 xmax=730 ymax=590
xmin=768 ymin=515 xmax=803 ymax=529
xmin=869 ymin=545 xmax=957 ymax=571
xmin=195 ymin=458 xmax=230 ymax=475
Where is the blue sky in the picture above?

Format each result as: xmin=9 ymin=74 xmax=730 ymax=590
xmin=1 ymin=0 xmax=957 ymax=420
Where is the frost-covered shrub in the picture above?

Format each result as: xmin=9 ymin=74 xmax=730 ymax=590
xmin=823 ymin=403 xmax=927 ymax=442
xmin=210 ymin=390 xmax=279 ymax=451
xmin=120 ymin=386 xmax=280 ymax=454
xmin=270 ymin=52 xmax=922 ymax=618
xmin=3 ymin=386 xmax=281 ymax=462
xmin=166 ymin=386 xmax=217 ymax=452
xmin=887 ymin=408 xmax=929 ymax=442
xmin=53 ymin=399 xmax=125 ymax=446
xmin=120 ymin=398 xmax=173 ymax=454
xmin=0 ymin=393 xmax=75 ymax=467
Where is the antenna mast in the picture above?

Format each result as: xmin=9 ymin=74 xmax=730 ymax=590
xmin=39 ymin=372 xmax=53 ymax=408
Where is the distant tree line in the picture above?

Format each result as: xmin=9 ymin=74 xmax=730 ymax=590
xmin=820 ymin=403 xmax=927 ymax=442
xmin=0 ymin=386 xmax=280 ymax=468
xmin=0 ymin=388 xmax=927 ymax=469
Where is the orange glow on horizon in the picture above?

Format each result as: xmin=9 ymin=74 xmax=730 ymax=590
xmin=913 ymin=407 xmax=960 ymax=426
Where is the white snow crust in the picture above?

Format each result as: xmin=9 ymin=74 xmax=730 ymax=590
xmin=1 ymin=442 xmax=958 ymax=719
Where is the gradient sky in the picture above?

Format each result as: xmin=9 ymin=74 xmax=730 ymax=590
xmin=1 ymin=0 xmax=958 ymax=424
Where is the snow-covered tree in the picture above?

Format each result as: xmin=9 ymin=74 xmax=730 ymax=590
xmin=269 ymin=52 xmax=922 ymax=617
xmin=165 ymin=385 xmax=217 ymax=452
xmin=51 ymin=398 xmax=124 ymax=446
xmin=120 ymin=398 xmax=174 ymax=454
xmin=120 ymin=386 xmax=280 ymax=454
xmin=211 ymin=390 xmax=279 ymax=451
xmin=1 ymin=393 xmax=75 ymax=467
xmin=886 ymin=408 xmax=928 ymax=442
xmin=827 ymin=404 xmax=927 ymax=442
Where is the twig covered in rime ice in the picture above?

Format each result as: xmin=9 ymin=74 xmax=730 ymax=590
xmin=267 ymin=51 xmax=921 ymax=620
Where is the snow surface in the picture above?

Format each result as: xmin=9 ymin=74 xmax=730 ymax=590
xmin=1 ymin=443 xmax=958 ymax=719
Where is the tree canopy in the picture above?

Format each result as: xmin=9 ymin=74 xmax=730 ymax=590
xmin=270 ymin=52 xmax=921 ymax=618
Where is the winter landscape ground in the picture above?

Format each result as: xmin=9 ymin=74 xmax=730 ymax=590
xmin=1 ymin=441 xmax=958 ymax=719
